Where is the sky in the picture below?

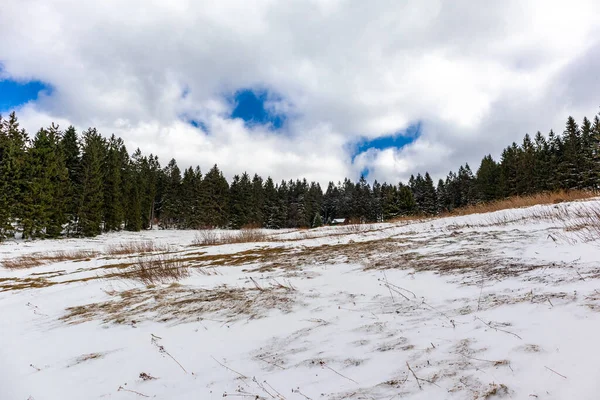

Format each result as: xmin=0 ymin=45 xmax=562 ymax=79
xmin=1 ymin=0 xmax=600 ymax=186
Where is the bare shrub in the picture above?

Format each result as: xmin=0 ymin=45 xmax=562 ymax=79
xmin=105 ymin=240 xmax=171 ymax=256
xmin=192 ymin=230 xmax=219 ymax=246
xmin=112 ymin=255 xmax=190 ymax=284
xmin=232 ymin=228 xmax=269 ymax=243
xmin=2 ymin=250 xmax=99 ymax=270
xmin=192 ymin=228 xmax=270 ymax=246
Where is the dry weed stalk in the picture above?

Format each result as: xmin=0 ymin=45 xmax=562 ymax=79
xmin=475 ymin=317 xmax=522 ymax=340
xmin=2 ymin=250 xmax=98 ymax=269
xmin=406 ymin=362 xmax=438 ymax=390
xmin=117 ymin=385 xmax=149 ymax=397
xmin=151 ymin=334 xmax=187 ymax=373
xmin=545 ymin=366 xmax=567 ymax=379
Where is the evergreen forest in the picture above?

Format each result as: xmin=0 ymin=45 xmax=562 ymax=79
xmin=1 ymin=111 xmax=599 ymax=240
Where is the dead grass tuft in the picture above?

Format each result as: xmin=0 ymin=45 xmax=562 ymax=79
xmin=1 ymin=250 xmax=98 ymax=270
xmin=108 ymin=254 xmax=190 ymax=284
xmin=479 ymin=383 xmax=509 ymax=399
xmin=105 ymin=240 xmax=172 ymax=256
xmin=192 ymin=228 xmax=270 ymax=246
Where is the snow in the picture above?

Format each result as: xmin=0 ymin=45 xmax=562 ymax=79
xmin=2 ymin=200 xmax=600 ymax=399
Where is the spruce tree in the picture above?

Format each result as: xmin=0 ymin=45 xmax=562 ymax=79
xmin=200 ymin=164 xmax=229 ymax=227
xmin=559 ymin=116 xmax=582 ymax=189
xmin=60 ymin=126 xmax=82 ymax=235
xmin=103 ymin=135 xmax=125 ymax=232
xmin=475 ymin=155 xmax=500 ymax=202
xmin=77 ymin=128 xmax=105 ymax=237
xmin=1 ymin=112 xmax=29 ymax=237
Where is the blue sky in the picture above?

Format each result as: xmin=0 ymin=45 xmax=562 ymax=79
xmin=0 ymin=79 xmax=52 ymax=112
xmin=229 ymin=89 xmax=285 ymax=130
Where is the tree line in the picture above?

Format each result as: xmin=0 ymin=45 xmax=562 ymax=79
xmin=1 ymin=111 xmax=599 ymax=240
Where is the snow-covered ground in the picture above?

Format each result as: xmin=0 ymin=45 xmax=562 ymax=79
xmin=2 ymin=200 xmax=600 ymax=400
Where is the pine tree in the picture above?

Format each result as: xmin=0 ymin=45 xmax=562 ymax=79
xmin=161 ymin=159 xmax=182 ymax=228
xmin=381 ymin=183 xmax=399 ymax=220
xmin=262 ymin=177 xmax=280 ymax=228
xmin=103 ymin=135 xmax=125 ymax=232
xmin=60 ymin=126 xmax=82 ymax=235
xmin=559 ymin=116 xmax=582 ymax=189
xmin=591 ymin=115 xmax=600 ymax=188
xmin=0 ymin=115 xmax=12 ymax=238
xmin=371 ymin=180 xmax=383 ymax=222
xmin=312 ymin=212 xmax=323 ymax=228
xmin=516 ymin=134 xmax=535 ymax=195
xmin=475 ymin=155 xmax=500 ymax=202
xmin=77 ymin=128 xmax=105 ymax=237
xmin=397 ymin=183 xmax=417 ymax=215
xmin=580 ymin=117 xmax=595 ymax=189
xmin=532 ymin=131 xmax=551 ymax=192
xmin=1 ymin=112 xmax=29 ymax=237
xmin=200 ymin=164 xmax=229 ymax=227
xmin=421 ymin=172 xmax=438 ymax=215
xmin=250 ymin=174 xmax=265 ymax=226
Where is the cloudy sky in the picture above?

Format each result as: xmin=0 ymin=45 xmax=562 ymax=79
xmin=1 ymin=0 xmax=600 ymax=185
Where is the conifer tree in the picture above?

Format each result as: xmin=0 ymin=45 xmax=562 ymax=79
xmin=250 ymin=174 xmax=265 ymax=226
xmin=476 ymin=155 xmax=500 ymax=202
xmin=60 ymin=126 xmax=82 ymax=235
xmin=103 ymin=135 xmax=125 ymax=232
xmin=262 ymin=177 xmax=280 ymax=228
xmin=559 ymin=116 xmax=582 ymax=189
xmin=78 ymin=128 xmax=105 ymax=236
xmin=201 ymin=164 xmax=229 ymax=227
xmin=397 ymin=183 xmax=417 ymax=215
xmin=161 ymin=159 xmax=182 ymax=228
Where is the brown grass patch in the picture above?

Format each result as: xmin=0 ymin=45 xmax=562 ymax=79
xmin=105 ymin=240 xmax=172 ymax=256
xmin=192 ymin=228 xmax=270 ymax=246
xmin=105 ymin=254 xmax=190 ymax=284
xmin=1 ymin=250 xmax=98 ymax=270
xmin=446 ymin=190 xmax=596 ymax=217
xmin=61 ymin=283 xmax=296 ymax=325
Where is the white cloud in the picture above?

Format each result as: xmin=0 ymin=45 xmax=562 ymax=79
xmin=2 ymin=0 xmax=600 ymax=185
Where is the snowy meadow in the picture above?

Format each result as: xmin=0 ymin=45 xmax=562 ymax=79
xmin=2 ymin=199 xmax=600 ymax=400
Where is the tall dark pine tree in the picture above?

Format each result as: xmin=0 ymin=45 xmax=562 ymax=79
xmin=77 ymin=128 xmax=105 ymax=237
xmin=591 ymin=115 xmax=600 ymax=188
xmin=476 ymin=155 xmax=500 ymax=202
xmin=580 ymin=117 xmax=595 ymax=189
xmin=262 ymin=177 xmax=280 ymax=228
xmin=103 ymin=135 xmax=126 ymax=232
xmin=60 ymin=126 xmax=82 ymax=235
xmin=532 ymin=131 xmax=550 ymax=192
xmin=0 ymin=112 xmax=29 ymax=237
xmin=161 ymin=158 xmax=182 ymax=228
xmin=559 ymin=116 xmax=582 ymax=189
xmin=249 ymin=174 xmax=265 ymax=226
xmin=200 ymin=164 xmax=229 ymax=227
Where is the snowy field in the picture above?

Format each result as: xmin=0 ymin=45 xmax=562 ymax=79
xmin=2 ymin=200 xmax=600 ymax=400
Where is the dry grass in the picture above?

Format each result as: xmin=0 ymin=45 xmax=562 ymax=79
xmin=109 ymin=254 xmax=190 ymax=284
xmin=1 ymin=250 xmax=98 ymax=270
xmin=61 ymin=283 xmax=296 ymax=325
xmin=192 ymin=228 xmax=270 ymax=246
xmin=447 ymin=190 xmax=596 ymax=217
xmin=105 ymin=240 xmax=172 ymax=256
